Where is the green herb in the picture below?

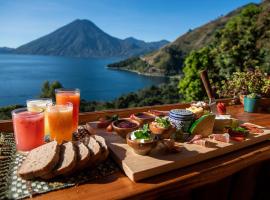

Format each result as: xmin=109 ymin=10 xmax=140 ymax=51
xmin=225 ymin=126 xmax=249 ymax=137
xmin=233 ymin=127 xmax=247 ymax=132
xmin=155 ymin=117 xmax=171 ymax=128
xmin=134 ymin=124 xmax=151 ymax=139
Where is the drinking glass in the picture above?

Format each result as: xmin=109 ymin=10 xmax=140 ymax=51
xmin=12 ymin=107 xmax=45 ymax=152
xmin=55 ymin=88 xmax=80 ymax=132
xmin=47 ymin=102 xmax=73 ymax=144
xmin=26 ymin=98 xmax=52 ymax=136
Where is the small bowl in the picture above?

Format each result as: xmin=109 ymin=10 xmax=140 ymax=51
xmin=148 ymin=110 xmax=169 ymax=117
xmin=126 ymin=132 xmax=157 ymax=155
xmin=112 ymin=119 xmax=140 ymax=138
xmin=130 ymin=112 xmax=156 ymax=125
xmin=149 ymin=122 xmax=176 ymax=139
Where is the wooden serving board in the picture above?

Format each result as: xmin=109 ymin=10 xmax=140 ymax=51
xmin=91 ymin=122 xmax=270 ymax=182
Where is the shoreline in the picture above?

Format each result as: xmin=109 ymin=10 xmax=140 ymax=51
xmin=107 ymin=67 xmax=168 ymax=78
xmin=107 ymin=67 xmax=182 ymax=80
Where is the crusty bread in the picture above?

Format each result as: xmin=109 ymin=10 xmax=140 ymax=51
xmin=18 ymin=134 xmax=110 ymax=180
xmin=84 ymin=136 xmax=101 ymax=167
xmin=93 ymin=135 xmax=109 ymax=163
xmin=42 ymin=141 xmax=77 ymax=179
xmin=18 ymin=141 xmax=60 ymax=180
xmin=74 ymin=141 xmax=91 ymax=171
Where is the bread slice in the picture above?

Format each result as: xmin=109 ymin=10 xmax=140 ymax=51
xmin=42 ymin=141 xmax=77 ymax=179
xmin=93 ymin=135 xmax=109 ymax=163
xmin=74 ymin=141 xmax=91 ymax=171
xmin=18 ymin=141 xmax=60 ymax=180
xmin=84 ymin=136 xmax=101 ymax=167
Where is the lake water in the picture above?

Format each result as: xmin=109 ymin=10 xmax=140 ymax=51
xmin=0 ymin=54 xmax=167 ymax=106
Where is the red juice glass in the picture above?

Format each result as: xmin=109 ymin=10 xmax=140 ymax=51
xmin=55 ymin=88 xmax=80 ymax=132
xmin=12 ymin=107 xmax=45 ymax=152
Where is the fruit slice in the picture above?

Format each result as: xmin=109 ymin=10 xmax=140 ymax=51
xmin=189 ymin=114 xmax=215 ymax=137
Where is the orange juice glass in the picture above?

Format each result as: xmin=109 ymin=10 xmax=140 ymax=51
xmin=47 ymin=103 xmax=73 ymax=144
xmin=55 ymin=88 xmax=80 ymax=132
xmin=12 ymin=107 xmax=45 ymax=152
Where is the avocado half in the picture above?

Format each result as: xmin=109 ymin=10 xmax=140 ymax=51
xmin=189 ymin=114 xmax=215 ymax=137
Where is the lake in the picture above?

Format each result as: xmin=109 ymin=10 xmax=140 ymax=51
xmin=0 ymin=54 xmax=167 ymax=106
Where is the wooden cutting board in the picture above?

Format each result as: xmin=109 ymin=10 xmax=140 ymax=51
xmin=91 ymin=122 xmax=270 ymax=182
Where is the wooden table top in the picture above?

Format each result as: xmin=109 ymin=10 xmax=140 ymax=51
xmin=27 ymin=104 xmax=270 ymax=200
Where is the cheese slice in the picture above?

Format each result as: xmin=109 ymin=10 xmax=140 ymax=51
xmin=189 ymin=114 xmax=215 ymax=137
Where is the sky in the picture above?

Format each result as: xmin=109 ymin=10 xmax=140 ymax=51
xmin=0 ymin=0 xmax=261 ymax=48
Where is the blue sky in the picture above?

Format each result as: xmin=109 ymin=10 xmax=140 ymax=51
xmin=0 ymin=0 xmax=261 ymax=48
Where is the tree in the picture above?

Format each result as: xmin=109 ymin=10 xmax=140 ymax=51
xmin=178 ymin=47 xmax=214 ymax=102
xmin=40 ymin=81 xmax=63 ymax=99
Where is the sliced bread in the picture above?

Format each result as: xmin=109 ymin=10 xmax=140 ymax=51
xmin=93 ymin=135 xmax=109 ymax=163
xmin=18 ymin=141 xmax=60 ymax=180
xmin=42 ymin=141 xmax=77 ymax=179
xmin=74 ymin=141 xmax=91 ymax=171
xmin=84 ymin=136 xmax=101 ymax=167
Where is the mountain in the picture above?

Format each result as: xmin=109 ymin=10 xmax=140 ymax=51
xmin=108 ymin=3 xmax=253 ymax=76
xmin=15 ymin=19 xmax=169 ymax=58
xmin=0 ymin=47 xmax=14 ymax=54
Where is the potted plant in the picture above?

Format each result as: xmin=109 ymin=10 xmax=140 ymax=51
xmin=244 ymin=93 xmax=260 ymax=113
xmin=216 ymin=69 xmax=270 ymax=107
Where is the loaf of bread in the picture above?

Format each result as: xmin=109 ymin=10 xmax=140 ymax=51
xmin=18 ymin=135 xmax=109 ymax=180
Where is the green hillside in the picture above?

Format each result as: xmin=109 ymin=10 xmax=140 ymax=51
xmin=108 ymin=4 xmax=249 ymax=76
xmin=179 ymin=1 xmax=270 ymax=101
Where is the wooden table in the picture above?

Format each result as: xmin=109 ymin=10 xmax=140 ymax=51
xmin=1 ymin=102 xmax=270 ymax=200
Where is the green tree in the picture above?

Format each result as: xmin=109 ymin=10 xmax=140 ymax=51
xmin=178 ymin=47 xmax=214 ymax=102
xmin=40 ymin=81 xmax=63 ymax=100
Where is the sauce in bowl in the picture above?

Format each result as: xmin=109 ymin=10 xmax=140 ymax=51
xmin=115 ymin=119 xmax=138 ymax=129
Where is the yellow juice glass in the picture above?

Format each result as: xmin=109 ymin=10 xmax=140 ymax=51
xmin=27 ymin=98 xmax=52 ymax=136
xmin=47 ymin=102 xmax=73 ymax=144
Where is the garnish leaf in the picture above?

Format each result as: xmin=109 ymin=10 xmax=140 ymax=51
xmin=134 ymin=124 xmax=151 ymax=139
xmin=155 ymin=117 xmax=171 ymax=128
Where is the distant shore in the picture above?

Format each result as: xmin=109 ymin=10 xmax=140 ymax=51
xmin=107 ymin=66 xmax=182 ymax=80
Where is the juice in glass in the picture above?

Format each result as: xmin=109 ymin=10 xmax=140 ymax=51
xmin=55 ymin=88 xmax=80 ymax=132
xmin=47 ymin=103 xmax=73 ymax=144
xmin=27 ymin=98 xmax=52 ymax=136
xmin=12 ymin=107 xmax=45 ymax=152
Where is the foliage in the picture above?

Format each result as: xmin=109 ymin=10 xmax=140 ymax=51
xmin=178 ymin=47 xmax=214 ymax=102
xmin=262 ymin=78 xmax=270 ymax=97
xmin=0 ymin=105 xmax=23 ymax=120
xmin=133 ymin=124 xmax=151 ymax=139
xmin=247 ymin=93 xmax=260 ymax=99
xmin=39 ymin=81 xmax=63 ymax=100
xmin=179 ymin=3 xmax=270 ymax=101
xmin=155 ymin=117 xmax=171 ymax=128
xmin=217 ymin=69 xmax=270 ymax=98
